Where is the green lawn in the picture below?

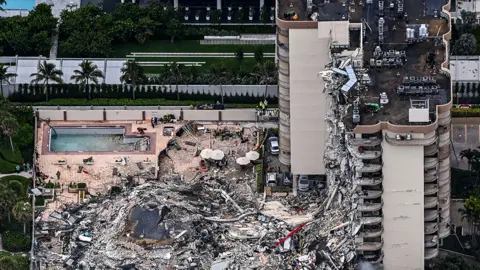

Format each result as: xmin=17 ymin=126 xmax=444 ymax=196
xmin=451 ymin=168 xmax=476 ymax=199
xmin=138 ymin=58 xmax=261 ymax=74
xmin=112 ymin=39 xmax=275 ymax=58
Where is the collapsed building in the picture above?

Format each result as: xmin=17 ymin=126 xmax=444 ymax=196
xmin=276 ymin=0 xmax=453 ymax=269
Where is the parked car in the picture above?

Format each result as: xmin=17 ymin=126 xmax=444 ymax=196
xmin=267 ymin=173 xmax=277 ymax=187
xmin=298 ymin=175 xmax=310 ymax=192
xmin=283 ymin=172 xmax=293 ymax=187
xmin=268 ymin=137 xmax=280 ymax=155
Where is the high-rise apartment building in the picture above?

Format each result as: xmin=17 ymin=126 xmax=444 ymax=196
xmin=276 ymin=0 xmax=452 ymax=268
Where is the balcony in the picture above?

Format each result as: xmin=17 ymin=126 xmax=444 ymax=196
xmin=349 ymin=137 xmax=382 ymax=147
xmin=439 ymin=198 xmax=449 ymax=209
xmin=439 ymin=226 xmax=451 ymax=239
xmin=439 ymin=158 xmax=450 ymax=173
xmin=359 ymin=190 xmax=383 ymax=199
xmin=438 ymin=110 xmax=451 ymax=126
xmin=425 ymin=184 xmax=439 ymax=196
xmin=357 ymin=201 xmax=383 ymax=212
xmin=425 ymin=235 xmax=439 ymax=247
xmin=424 ymin=158 xmax=439 ymax=170
xmin=438 ymin=184 xmax=450 ymax=199
xmin=355 ymin=178 xmax=382 ymax=186
xmin=356 ymin=163 xmax=382 ymax=173
xmin=359 ymin=217 xmax=383 ymax=225
xmin=278 ymin=78 xmax=289 ymax=89
xmin=425 ymin=247 xmax=439 ymax=260
xmin=439 ymin=124 xmax=451 ymax=135
xmin=278 ymin=66 xmax=289 ymax=76
xmin=424 ymin=144 xmax=438 ymax=156
xmin=277 ymin=27 xmax=289 ymax=37
xmin=438 ymin=170 xmax=450 ymax=186
xmin=424 ymin=210 xmax=439 ymax=221
xmin=438 ymin=146 xmax=451 ymax=160
xmin=362 ymin=252 xmax=384 ymax=264
xmin=356 ymin=240 xmax=383 ymax=251
xmin=358 ymin=228 xmax=384 ymax=238
xmin=439 ymin=133 xmax=450 ymax=148
xmin=277 ymin=50 xmax=289 ymax=62
xmin=425 ymin=197 xmax=439 ymax=208
xmin=384 ymin=132 xmax=437 ymax=146
xmin=350 ymin=147 xmax=382 ymax=160
xmin=424 ymin=170 xmax=438 ymax=183
xmin=425 ymin=223 xmax=439 ymax=234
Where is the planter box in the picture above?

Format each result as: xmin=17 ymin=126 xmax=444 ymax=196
xmin=68 ymin=187 xmax=78 ymax=193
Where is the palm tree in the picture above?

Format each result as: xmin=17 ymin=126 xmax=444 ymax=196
xmin=12 ymin=201 xmax=32 ymax=234
xmin=0 ymin=64 xmax=17 ymax=97
xmin=30 ymin=60 xmax=64 ymax=102
xmin=460 ymin=148 xmax=480 ymax=184
xmin=166 ymin=62 xmax=184 ymax=101
xmin=251 ymin=61 xmax=277 ymax=100
xmin=0 ymin=116 xmax=18 ymax=154
xmin=0 ymin=256 xmax=17 ymax=270
xmin=70 ymin=60 xmax=105 ymax=101
xmin=120 ymin=60 xmax=146 ymax=100
xmin=0 ymin=0 xmax=6 ymax=12
xmin=207 ymin=64 xmax=228 ymax=104
xmin=459 ymin=195 xmax=480 ymax=248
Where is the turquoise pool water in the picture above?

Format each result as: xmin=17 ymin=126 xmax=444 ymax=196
xmin=50 ymin=127 xmax=145 ymax=152
xmin=2 ymin=0 xmax=35 ymax=10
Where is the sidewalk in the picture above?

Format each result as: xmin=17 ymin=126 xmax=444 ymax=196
xmin=0 ymin=171 xmax=32 ymax=178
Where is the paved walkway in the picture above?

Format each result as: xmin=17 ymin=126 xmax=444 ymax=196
xmin=0 ymin=171 xmax=32 ymax=179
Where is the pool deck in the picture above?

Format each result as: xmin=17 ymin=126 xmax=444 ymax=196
xmin=41 ymin=123 xmax=158 ymax=155
xmin=36 ymin=120 xmax=182 ymax=218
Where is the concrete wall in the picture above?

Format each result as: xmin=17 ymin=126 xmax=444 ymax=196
xmin=38 ymin=109 xmax=261 ymax=122
xmin=381 ymin=141 xmax=425 ymax=270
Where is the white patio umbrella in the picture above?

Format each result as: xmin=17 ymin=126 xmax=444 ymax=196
xmin=200 ymin=149 xmax=213 ymax=159
xmin=245 ymin=150 xmax=260 ymax=161
xmin=236 ymin=157 xmax=251 ymax=165
xmin=211 ymin=149 xmax=225 ymax=161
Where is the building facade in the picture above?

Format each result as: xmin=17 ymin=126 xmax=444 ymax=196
xmin=276 ymin=0 xmax=453 ymax=268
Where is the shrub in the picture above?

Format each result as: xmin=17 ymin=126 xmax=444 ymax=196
xmin=45 ymin=182 xmax=55 ymax=189
xmin=8 ymin=180 xmax=24 ymax=196
xmin=452 ymin=108 xmax=480 ymax=117
xmin=2 ymin=231 xmax=31 ymax=252
xmin=0 ymin=159 xmax=18 ymax=174
xmin=0 ymin=176 xmax=31 ymax=193
xmin=0 ymin=252 xmax=29 ymax=270
xmin=0 ymin=143 xmax=23 ymax=163
xmin=77 ymin=183 xmax=87 ymax=189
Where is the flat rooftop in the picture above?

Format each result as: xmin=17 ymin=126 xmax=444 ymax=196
xmin=451 ymin=56 xmax=480 ymax=82
xmin=277 ymin=0 xmax=348 ymax=22
xmin=344 ymin=0 xmax=452 ymax=128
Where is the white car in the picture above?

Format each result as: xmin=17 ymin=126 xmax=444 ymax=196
xmin=268 ymin=137 xmax=280 ymax=155
xmin=298 ymin=176 xmax=309 ymax=192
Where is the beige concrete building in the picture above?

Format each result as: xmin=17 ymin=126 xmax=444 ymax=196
xmin=276 ymin=0 xmax=453 ymax=268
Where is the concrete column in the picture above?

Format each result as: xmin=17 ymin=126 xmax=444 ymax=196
xmin=260 ymin=0 xmax=264 ymax=10
xmin=217 ymin=0 xmax=221 ymax=10
xmin=174 ymin=0 xmax=179 ymax=9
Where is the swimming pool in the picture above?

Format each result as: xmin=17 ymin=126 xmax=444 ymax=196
xmin=2 ymin=0 xmax=35 ymax=10
xmin=49 ymin=127 xmax=149 ymax=152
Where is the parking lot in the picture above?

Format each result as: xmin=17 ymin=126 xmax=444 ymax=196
xmin=451 ymin=119 xmax=480 ymax=170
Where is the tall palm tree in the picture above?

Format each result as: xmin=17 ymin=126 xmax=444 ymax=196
xmin=207 ymin=64 xmax=228 ymax=104
xmin=166 ymin=62 xmax=184 ymax=101
xmin=460 ymin=148 xmax=480 ymax=184
xmin=459 ymin=195 xmax=480 ymax=248
xmin=70 ymin=60 xmax=105 ymax=101
xmin=251 ymin=60 xmax=277 ymax=100
xmin=0 ymin=116 xmax=18 ymax=154
xmin=0 ymin=64 xmax=17 ymax=97
xmin=30 ymin=60 xmax=64 ymax=102
xmin=120 ymin=60 xmax=146 ymax=100
xmin=12 ymin=201 xmax=32 ymax=234
xmin=0 ymin=0 xmax=6 ymax=12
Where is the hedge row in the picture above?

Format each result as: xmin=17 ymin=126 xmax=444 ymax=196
xmin=0 ymin=176 xmax=31 ymax=196
xmin=23 ymin=98 xmax=277 ymax=108
xmin=451 ymin=108 xmax=480 ymax=117
xmin=2 ymin=231 xmax=31 ymax=252
xmin=9 ymin=84 xmax=277 ymax=104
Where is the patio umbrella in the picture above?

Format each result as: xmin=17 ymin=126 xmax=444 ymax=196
xmin=245 ymin=151 xmax=260 ymax=161
xmin=211 ymin=149 xmax=225 ymax=161
xmin=200 ymin=149 xmax=213 ymax=159
xmin=236 ymin=157 xmax=251 ymax=166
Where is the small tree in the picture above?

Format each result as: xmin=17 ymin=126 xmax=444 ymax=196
xmin=165 ymin=62 xmax=184 ymax=101
xmin=236 ymin=8 xmax=244 ymax=24
xmin=166 ymin=19 xmax=182 ymax=43
xmin=0 ymin=64 xmax=17 ymax=97
xmin=207 ymin=64 xmax=228 ymax=104
xmin=453 ymin=33 xmax=477 ymax=56
xmin=251 ymin=61 xmax=277 ymax=99
xmin=211 ymin=9 xmax=222 ymax=25
xmin=12 ymin=201 xmax=32 ymax=234
xmin=235 ymin=47 xmax=244 ymax=63
xmin=1 ymin=116 xmax=19 ymax=154
xmin=260 ymin=5 xmax=270 ymax=24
